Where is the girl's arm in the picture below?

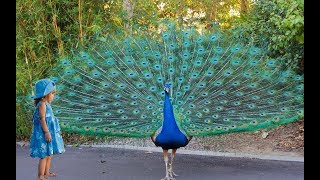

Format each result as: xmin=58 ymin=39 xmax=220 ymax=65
xmin=39 ymin=101 xmax=52 ymax=142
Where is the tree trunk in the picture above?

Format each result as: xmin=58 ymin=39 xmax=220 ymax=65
xmin=240 ymin=0 xmax=248 ymax=14
xmin=123 ymin=0 xmax=134 ymax=35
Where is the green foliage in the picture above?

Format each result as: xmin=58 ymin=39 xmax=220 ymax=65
xmin=231 ymin=0 xmax=304 ymax=72
xmin=16 ymin=0 xmax=107 ymax=139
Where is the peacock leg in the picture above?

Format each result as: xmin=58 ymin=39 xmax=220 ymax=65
xmin=169 ymin=149 xmax=178 ymax=178
xmin=161 ymin=149 xmax=175 ymax=180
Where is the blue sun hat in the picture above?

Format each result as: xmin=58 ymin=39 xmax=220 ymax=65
xmin=34 ymin=78 xmax=56 ymax=99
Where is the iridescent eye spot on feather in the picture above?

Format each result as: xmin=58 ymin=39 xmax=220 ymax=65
xmin=188 ymin=96 xmax=194 ymax=100
xmin=154 ymin=53 xmax=161 ymax=59
xmin=121 ymin=116 xmax=128 ymax=119
xmin=65 ymin=69 xmax=74 ymax=75
xmin=99 ymin=95 xmax=106 ymax=99
xmin=267 ymin=59 xmax=275 ymax=66
xmin=131 ymin=94 xmax=138 ymax=99
xmin=243 ymin=72 xmax=252 ymax=78
xmin=177 ymin=77 xmax=184 ymax=83
xmin=260 ymin=112 xmax=266 ymax=116
xmin=231 ymin=59 xmax=241 ymax=66
xmin=268 ymin=90 xmax=275 ymax=95
xmin=198 ymin=83 xmax=205 ymax=88
xmin=210 ymin=35 xmax=217 ymax=41
xmin=197 ymin=48 xmax=204 ymax=54
xmin=283 ymin=92 xmax=292 ymax=97
xmin=294 ymin=75 xmax=303 ymax=81
xmin=168 ymin=55 xmax=175 ymax=62
xmin=214 ymin=81 xmax=223 ymax=86
xmin=202 ymin=92 xmax=208 ymax=96
xmin=248 ymin=104 xmax=256 ymax=109
xmin=232 ymin=81 xmax=240 ymax=86
xmin=141 ymin=115 xmax=147 ymax=119
xmin=162 ymin=33 xmax=169 ymax=39
xmin=61 ymin=59 xmax=70 ymax=66
xmin=183 ymin=51 xmax=190 ymax=59
xmin=231 ymin=46 xmax=241 ymax=53
xmin=154 ymin=64 xmax=161 ymax=70
xmin=103 ymin=127 xmax=110 ymax=133
xmin=105 ymin=58 xmax=115 ymax=66
xmin=235 ymin=92 xmax=243 ymax=96
xmin=252 ymin=95 xmax=260 ymax=100
xmin=133 ymin=109 xmax=140 ymax=114
xmin=189 ymin=104 xmax=195 ymax=108
xmin=68 ymin=92 xmax=75 ymax=97
xmin=169 ymin=68 xmax=174 ymax=74
xmin=183 ymin=41 xmax=190 ymax=47
xmin=181 ymin=65 xmax=188 ymax=70
xmin=273 ymin=117 xmax=280 ymax=122
xmin=83 ymin=99 xmax=90 ymax=103
xmin=146 ymin=96 xmax=153 ymax=100
xmin=233 ymin=101 xmax=241 ymax=106
xmin=220 ymin=91 xmax=227 ymax=95
xmin=76 ymin=117 xmax=82 ymax=121
xmin=251 ymin=120 xmax=258 ymax=125
xmin=296 ymin=84 xmax=304 ymax=91
xmin=86 ymin=109 xmax=93 ymax=113
xmin=214 ymin=47 xmax=223 ymax=53
xmin=100 ymin=104 xmax=108 ymax=109
xmin=196 ymin=37 xmax=204 ymax=43
xmin=248 ymin=83 xmax=257 ymax=88
xmin=104 ymin=50 xmax=113 ymax=56
xmin=149 ymin=86 xmax=156 ymax=91
xmin=224 ymin=70 xmax=233 ymax=76
xmin=216 ymin=106 xmax=223 ymax=111
xmin=249 ymin=47 xmax=260 ymax=55
xmin=118 ymin=84 xmax=126 ymax=89
xmin=114 ymin=94 xmax=121 ymax=98
xmin=169 ymin=44 xmax=177 ymax=50
xmin=203 ymin=108 xmax=209 ymax=113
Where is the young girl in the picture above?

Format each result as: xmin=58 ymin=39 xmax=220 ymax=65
xmin=29 ymin=78 xmax=65 ymax=180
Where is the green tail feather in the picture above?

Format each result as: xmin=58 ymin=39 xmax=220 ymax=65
xmin=27 ymin=21 xmax=304 ymax=137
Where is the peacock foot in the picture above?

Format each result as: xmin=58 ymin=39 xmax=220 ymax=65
xmin=161 ymin=176 xmax=176 ymax=180
xmin=168 ymin=169 xmax=178 ymax=177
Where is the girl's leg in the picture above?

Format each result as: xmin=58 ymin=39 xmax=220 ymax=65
xmin=37 ymin=157 xmax=48 ymax=180
xmin=44 ymin=155 xmax=57 ymax=177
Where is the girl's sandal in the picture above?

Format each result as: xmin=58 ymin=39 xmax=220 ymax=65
xmin=45 ymin=172 xmax=57 ymax=177
xmin=38 ymin=175 xmax=48 ymax=180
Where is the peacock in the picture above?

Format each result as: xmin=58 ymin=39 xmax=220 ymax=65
xmin=25 ymin=21 xmax=303 ymax=180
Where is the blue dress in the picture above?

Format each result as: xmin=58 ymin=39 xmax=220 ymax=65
xmin=30 ymin=101 xmax=65 ymax=158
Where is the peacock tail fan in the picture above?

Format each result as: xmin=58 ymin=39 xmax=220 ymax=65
xmin=45 ymin=21 xmax=303 ymax=138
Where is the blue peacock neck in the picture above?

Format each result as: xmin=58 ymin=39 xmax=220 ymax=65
xmin=162 ymin=91 xmax=180 ymax=132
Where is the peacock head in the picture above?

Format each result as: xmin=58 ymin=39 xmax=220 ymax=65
xmin=164 ymin=83 xmax=171 ymax=93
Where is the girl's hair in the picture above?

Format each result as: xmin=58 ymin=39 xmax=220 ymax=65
xmin=34 ymin=97 xmax=43 ymax=106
